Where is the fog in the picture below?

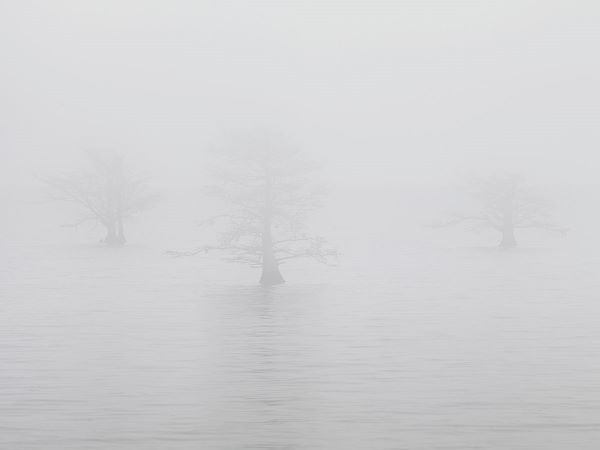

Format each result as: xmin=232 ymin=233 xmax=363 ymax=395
xmin=2 ymin=1 xmax=600 ymax=449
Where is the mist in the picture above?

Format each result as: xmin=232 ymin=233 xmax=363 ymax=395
xmin=2 ymin=1 xmax=600 ymax=449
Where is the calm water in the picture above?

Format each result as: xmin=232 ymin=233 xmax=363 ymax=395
xmin=2 ymin=241 xmax=600 ymax=449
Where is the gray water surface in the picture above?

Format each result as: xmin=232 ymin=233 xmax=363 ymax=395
xmin=2 ymin=243 xmax=600 ymax=449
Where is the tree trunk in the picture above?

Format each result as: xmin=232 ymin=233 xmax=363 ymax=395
xmin=117 ymin=217 xmax=126 ymax=244
xmin=104 ymin=220 xmax=124 ymax=246
xmin=499 ymin=226 xmax=517 ymax=249
xmin=260 ymin=223 xmax=284 ymax=286
xmin=260 ymin=171 xmax=284 ymax=286
xmin=260 ymin=258 xmax=285 ymax=286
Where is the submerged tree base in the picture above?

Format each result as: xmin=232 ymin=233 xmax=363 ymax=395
xmin=499 ymin=228 xmax=517 ymax=249
xmin=260 ymin=269 xmax=285 ymax=286
xmin=103 ymin=235 xmax=126 ymax=246
xmin=499 ymin=237 xmax=517 ymax=249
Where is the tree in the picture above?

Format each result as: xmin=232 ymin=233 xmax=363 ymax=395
xmin=430 ymin=173 xmax=567 ymax=248
xmin=173 ymin=135 xmax=337 ymax=285
xmin=44 ymin=151 xmax=156 ymax=245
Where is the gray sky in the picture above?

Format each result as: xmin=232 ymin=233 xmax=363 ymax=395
xmin=2 ymin=0 xmax=599 ymax=189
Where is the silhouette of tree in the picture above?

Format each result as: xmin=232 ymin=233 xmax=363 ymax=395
xmin=173 ymin=135 xmax=337 ymax=285
xmin=44 ymin=151 xmax=156 ymax=245
xmin=430 ymin=173 xmax=567 ymax=248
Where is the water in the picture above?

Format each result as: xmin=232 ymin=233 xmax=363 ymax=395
xmin=2 ymin=241 xmax=600 ymax=449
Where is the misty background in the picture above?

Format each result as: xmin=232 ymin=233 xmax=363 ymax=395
xmin=2 ymin=1 xmax=599 ymax=250
xmin=2 ymin=1 xmax=600 ymax=449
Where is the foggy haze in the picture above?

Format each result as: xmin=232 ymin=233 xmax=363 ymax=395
xmin=2 ymin=1 xmax=600 ymax=449
xmin=2 ymin=1 xmax=600 ymax=189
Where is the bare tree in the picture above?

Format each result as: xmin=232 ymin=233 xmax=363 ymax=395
xmin=44 ymin=151 xmax=156 ymax=245
xmin=430 ymin=173 xmax=567 ymax=248
xmin=172 ymin=135 xmax=337 ymax=285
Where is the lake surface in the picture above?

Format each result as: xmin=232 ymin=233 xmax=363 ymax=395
xmin=2 ymin=241 xmax=600 ymax=449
